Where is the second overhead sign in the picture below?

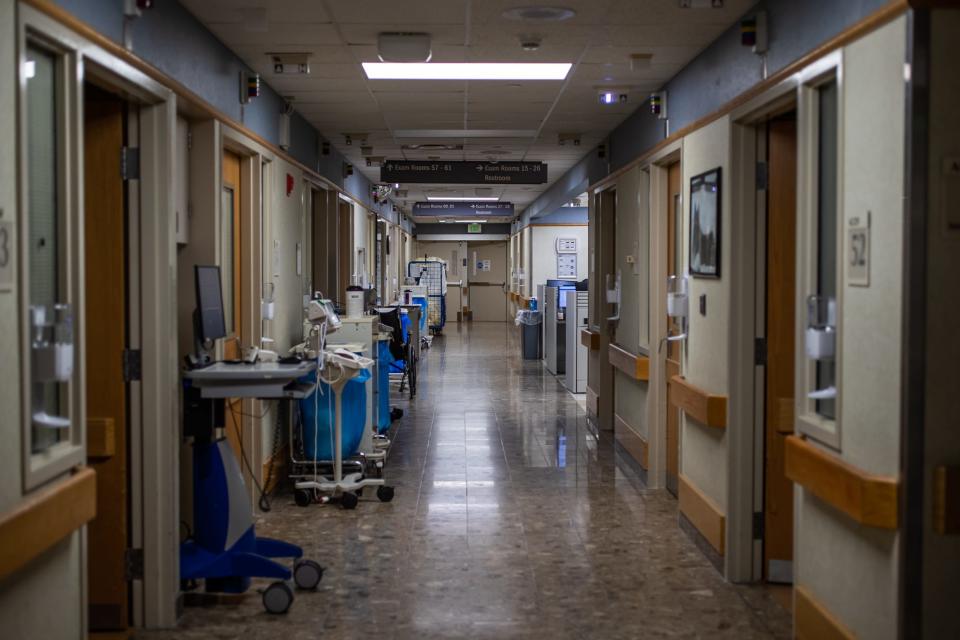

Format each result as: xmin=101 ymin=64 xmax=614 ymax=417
xmin=381 ymin=160 xmax=547 ymax=184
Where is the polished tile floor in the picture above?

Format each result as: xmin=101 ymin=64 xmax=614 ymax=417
xmin=141 ymin=322 xmax=791 ymax=639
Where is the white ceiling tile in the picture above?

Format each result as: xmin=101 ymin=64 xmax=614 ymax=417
xmin=184 ymin=0 xmax=746 ymax=217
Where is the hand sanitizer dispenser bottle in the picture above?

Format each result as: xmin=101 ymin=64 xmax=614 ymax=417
xmin=805 ymin=295 xmax=836 ymax=360
xmin=665 ymin=275 xmax=689 ymax=343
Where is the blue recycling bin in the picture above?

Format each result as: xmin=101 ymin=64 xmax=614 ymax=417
xmin=298 ymin=369 xmax=369 ymax=460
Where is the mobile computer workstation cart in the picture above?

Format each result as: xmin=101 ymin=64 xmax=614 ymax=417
xmin=181 ymin=265 xmax=323 ymax=614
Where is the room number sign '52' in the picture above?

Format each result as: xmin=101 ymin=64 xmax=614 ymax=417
xmin=846 ymin=211 xmax=870 ymax=287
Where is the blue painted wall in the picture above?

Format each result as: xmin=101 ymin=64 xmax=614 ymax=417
xmin=526 ymin=0 xmax=895 ymax=216
xmin=514 ymin=206 xmax=588 ymax=233
xmin=52 ymin=0 xmax=408 ymax=228
xmin=521 ymin=148 xmax=607 ymax=222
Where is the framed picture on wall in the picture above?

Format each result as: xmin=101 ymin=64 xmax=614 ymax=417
xmin=689 ymin=167 xmax=721 ymax=278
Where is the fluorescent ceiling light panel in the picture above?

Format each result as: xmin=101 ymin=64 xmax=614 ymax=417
xmin=362 ymin=62 xmax=571 ymax=81
xmin=426 ymin=196 xmax=500 ymax=201
xmin=455 ymin=219 xmax=488 ymax=223
xmin=395 ymin=129 xmax=538 ymax=138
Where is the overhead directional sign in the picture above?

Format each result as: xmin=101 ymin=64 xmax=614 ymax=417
xmin=381 ymin=160 xmax=547 ymax=184
xmin=413 ymin=201 xmax=514 ymax=216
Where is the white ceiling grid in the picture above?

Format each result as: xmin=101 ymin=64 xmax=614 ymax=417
xmin=180 ymin=0 xmax=751 ymax=221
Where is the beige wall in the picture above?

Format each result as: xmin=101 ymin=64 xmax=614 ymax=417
xmin=0 ymin=1 xmax=85 ymax=635
xmin=529 ymin=224 xmax=588 ymax=289
xmin=794 ymin=17 xmax=906 ymax=639
xmin=609 ymin=167 xmax=652 ymax=443
xmin=260 ymin=157 xmax=308 ymax=455
xmin=679 ymin=116 xmax=732 ymax=511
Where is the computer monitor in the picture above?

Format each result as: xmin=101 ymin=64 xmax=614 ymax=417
xmin=195 ymin=265 xmax=227 ymax=344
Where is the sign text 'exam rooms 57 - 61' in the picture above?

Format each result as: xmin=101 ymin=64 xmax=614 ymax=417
xmin=381 ymin=161 xmax=547 ymax=184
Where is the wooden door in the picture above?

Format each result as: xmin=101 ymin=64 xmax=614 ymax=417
xmin=763 ymin=116 xmax=797 ymax=583
xmin=596 ymin=189 xmax=617 ymax=431
xmin=84 ymin=85 xmax=129 ymax=631
xmin=469 ymin=241 xmax=509 ymax=321
xmin=222 ymin=150 xmax=243 ymax=461
xmin=665 ymin=162 xmax=682 ymax=496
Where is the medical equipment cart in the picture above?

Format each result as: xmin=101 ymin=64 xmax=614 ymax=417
xmin=289 ymin=350 xmax=396 ymax=509
xmin=182 ymin=360 xmax=325 ymax=615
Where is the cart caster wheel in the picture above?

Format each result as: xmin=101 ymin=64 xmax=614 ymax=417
xmin=340 ymin=492 xmax=359 ymax=510
xmin=294 ymin=489 xmax=312 ymax=507
xmin=377 ymin=486 xmax=395 ymax=503
xmin=293 ymin=559 xmax=324 ymax=590
xmin=262 ymin=581 xmax=294 ymax=614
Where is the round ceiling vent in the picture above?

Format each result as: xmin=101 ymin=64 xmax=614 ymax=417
xmin=501 ymin=6 xmax=576 ymax=22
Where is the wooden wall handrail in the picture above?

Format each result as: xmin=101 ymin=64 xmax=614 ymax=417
xmin=614 ymin=413 xmax=649 ymax=470
xmin=785 ymin=435 xmax=898 ymax=529
xmin=794 ymin=585 xmax=856 ymax=640
xmin=608 ymin=343 xmax=650 ymax=381
xmin=668 ymin=375 xmax=727 ymax=429
xmin=580 ymin=328 xmax=600 ymax=351
xmin=586 ymin=386 xmax=600 ymax=417
xmin=679 ymin=474 xmax=725 ymax=556
xmin=0 ymin=467 xmax=97 ymax=581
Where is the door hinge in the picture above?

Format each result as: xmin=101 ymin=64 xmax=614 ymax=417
xmin=186 ymin=129 xmax=193 ymax=151
xmin=756 ymin=160 xmax=768 ymax=191
xmin=754 ymin=337 xmax=767 ymax=366
xmin=122 ymin=348 xmax=142 ymax=382
xmin=121 ymin=146 xmax=140 ymax=181
xmin=124 ymin=548 xmax=144 ymax=581
xmin=753 ymin=512 xmax=764 ymax=540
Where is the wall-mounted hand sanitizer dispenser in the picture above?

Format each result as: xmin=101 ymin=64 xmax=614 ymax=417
xmin=261 ymin=282 xmax=276 ymax=321
xmin=805 ymin=295 xmax=836 ymax=360
xmin=605 ymin=270 xmax=621 ymax=322
xmin=665 ymin=275 xmax=689 ymax=344
xmin=31 ymin=304 xmax=74 ymax=383
xmin=31 ymin=304 xmax=74 ymax=430
xmin=667 ymin=275 xmax=689 ymax=319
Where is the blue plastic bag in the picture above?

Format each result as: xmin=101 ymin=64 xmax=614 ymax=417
xmin=299 ymin=369 xmax=369 ymax=460
xmin=412 ymin=296 xmax=428 ymax=332
xmin=376 ymin=340 xmax=393 ymax=433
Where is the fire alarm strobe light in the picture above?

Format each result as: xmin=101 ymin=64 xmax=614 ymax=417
xmin=599 ymin=90 xmax=627 ymax=105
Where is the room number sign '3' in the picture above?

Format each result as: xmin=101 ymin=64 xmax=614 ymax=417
xmin=847 ymin=211 xmax=870 ymax=287
xmin=0 ymin=217 xmax=13 ymax=292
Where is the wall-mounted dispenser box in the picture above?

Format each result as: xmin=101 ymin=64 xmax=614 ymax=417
xmin=606 ymin=270 xmax=621 ymax=305
xmin=31 ymin=304 xmax=74 ymax=430
xmin=805 ymin=295 xmax=836 ymax=360
xmin=667 ymin=275 xmax=689 ymax=318
xmin=31 ymin=304 xmax=74 ymax=383
xmin=261 ymin=282 xmax=276 ymax=321
xmin=665 ymin=275 xmax=689 ymax=344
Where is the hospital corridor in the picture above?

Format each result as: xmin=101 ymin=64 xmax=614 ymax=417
xmin=1 ymin=1 xmax=959 ymax=639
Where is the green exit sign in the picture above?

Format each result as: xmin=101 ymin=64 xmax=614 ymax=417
xmin=467 ymin=223 xmax=482 ymax=233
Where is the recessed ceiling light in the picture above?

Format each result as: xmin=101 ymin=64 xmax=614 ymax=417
xmin=502 ymin=6 xmax=576 ymax=22
xmin=402 ymin=143 xmax=464 ymax=151
xmin=362 ymin=62 xmax=571 ymax=81
xmin=395 ymin=129 xmax=538 ymax=138
xmin=427 ymin=196 xmax=500 ymax=202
